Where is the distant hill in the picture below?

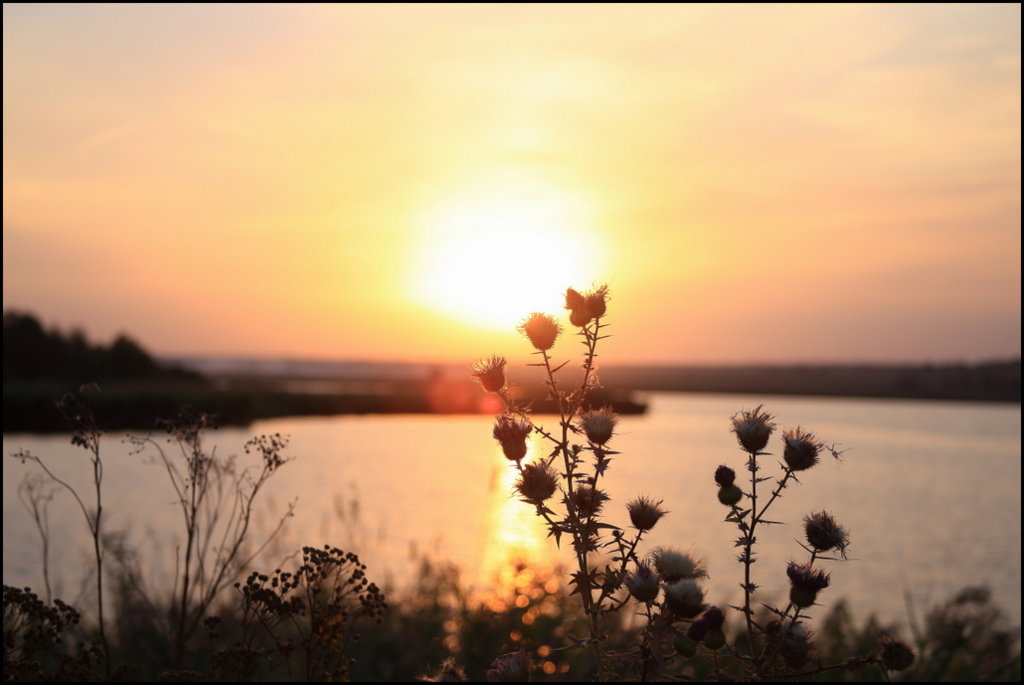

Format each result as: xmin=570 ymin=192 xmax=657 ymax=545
xmin=3 ymin=311 xmax=202 ymax=383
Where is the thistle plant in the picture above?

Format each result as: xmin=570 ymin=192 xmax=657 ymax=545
xmin=473 ymin=286 xmax=917 ymax=682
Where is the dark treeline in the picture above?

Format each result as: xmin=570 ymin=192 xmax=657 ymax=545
xmin=3 ymin=311 xmax=201 ymax=383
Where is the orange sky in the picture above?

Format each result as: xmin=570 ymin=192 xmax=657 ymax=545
xmin=3 ymin=4 xmax=1020 ymax=365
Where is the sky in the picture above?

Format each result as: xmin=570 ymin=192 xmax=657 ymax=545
xmin=3 ymin=3 xmax=1020 ymax=365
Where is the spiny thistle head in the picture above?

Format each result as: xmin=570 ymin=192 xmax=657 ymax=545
xmin=585 ymin=285 xmax=608 ymax=318
xmin=518 ymin=312 xmax=560 ymax=351
xmin=515 ymin=463 xmax=559 ymax=503
xmin=786 ymin=561 xmax=831 ymax=608
xmin=626 ymin=496 xmax=667 ymax=531
xmin=731 ymin=405 xmax=775 ymax=453
xmin=714 ymin=464 xmax=736 ymax=487
xmin=804 ymin=510 xmax=850 ymax=557
xmin=569 ymin=485 xmax=608 ymax=518
xmin=471 ymin=356 xmax=507 ymax=393
xmin=664 ymin=578 xmax=705 ymax=618
xmin=651 ymin=547 xmax=707 ymax=583
xmin=773 ymin=621 xmax=814 ymax=669
xmin=878 ymin=636 xmax=916 ymax=672
xmin=624 ymin=561 xmax=660 ymax=603
xmin=492 ymin=415 xmax=532 ymax=462
xmin=578 ymin=408 xmax=618 ymax=445
xmin=485 ymin=650 xmax=532 ymax=682
xmin=783 ymin=427 xmax=821 ymax=471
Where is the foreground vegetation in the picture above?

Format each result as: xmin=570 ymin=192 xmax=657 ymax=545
xmin=4 ymin=291 xmax=1021 ymax=681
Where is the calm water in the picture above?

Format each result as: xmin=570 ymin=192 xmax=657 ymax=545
xmin=3 ymin=393 xmax=1020 ymax=628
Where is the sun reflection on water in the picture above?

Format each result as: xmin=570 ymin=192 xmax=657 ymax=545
xmin=477 ymin=436 xmax=562 ymax=611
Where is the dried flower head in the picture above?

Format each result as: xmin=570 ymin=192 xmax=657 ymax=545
xmin=804 ymin=511 xmax=850 ymax=557
xmin=664 ymin=578 xmax=705 ymax=618
xmin=584 ymin=285 xmax=608 ymax=318
xmin=565 ymin=287 xmax=586 ymax=311
xmin=651 ymin=548 xmax=707 ymax=583
xmin=579 ymin=408 xmax=618 ymax=445
xmin=492 ymin=415 xmax=532 ymax=462
xmin=419 ymin=657 xmax=467 ymax=682
xmin=627 ymin=496 xmax=667 ymax=531
xmin=783 ymin=427 xmax=821 ymax=471
xmin=714 ymin=464 xmax=736 ymax=487
xmin=485 ymin=650 xmax=532 ymax=682
xmin=518 ymin=313 xmax=560 ymax=351
xmin=786 ymin=561 xmax=831 ymax=607
xmin=731 ymin=405 xmax=775 ymax=453
xmin=878 ymin=636 xmax=915 ymax=672
xmin=569 ymin=485 xmax=608 ymax=518
xmin=624 ymin=561 xmax=660 ymax=603
xmin=515 ymin=463 xmax=559 ymax=503
xmin=471 ymin=356 xmax=507 ymax=393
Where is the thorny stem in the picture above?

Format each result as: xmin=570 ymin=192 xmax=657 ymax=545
xmin=741 ymin=449 xmax=759 ymax=650
xmin=539 ymin=341 xmax=604 ymax=679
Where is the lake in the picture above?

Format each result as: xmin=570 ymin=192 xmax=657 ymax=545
xmin=3 ymin=392 xmax=1020 ymax=630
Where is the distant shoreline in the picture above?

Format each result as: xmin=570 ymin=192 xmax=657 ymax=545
xmin=4 ymin=359 xmax=1018 ymax=433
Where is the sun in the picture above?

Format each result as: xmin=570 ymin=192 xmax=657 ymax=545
xmin=409 ymin=174 xmax=603 ymax=330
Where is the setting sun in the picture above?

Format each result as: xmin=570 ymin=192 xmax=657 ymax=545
xmin=409 ymin=173 xmax=605 ymax=330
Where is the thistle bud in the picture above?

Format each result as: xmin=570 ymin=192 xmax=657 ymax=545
xmin=485 ymin=650 xmax=532 ymax=682
xmin=717 ymin=484 xmax=743 ymax=506
xmin=731 ymin=405 xmax=775 ymax=453
xmin=624 ymin=561 xmax=660 ymax=603
xmin=664 ymin=578 xmax=705 ymax=618
xmin=786 ymin=562 xmax=830 ymax=608
xmin=492 ymin=415 xmax=532 ymax=462
xmin=627 ymin=496 xmax=666 ymax=531
xmin=569 ymin=306 xmax=593 ymax=327
xmin=515 ymin=463 xmax=558 ymax=503
xmin=878 ymin=637 xmax=915 ymax=672
xmin=704 ymin=628 xmax=726 ymax=651
xmin=651 ymin=548 xmax=707 ymax=583
xmin=701 ymin=605 xmax=726 ymax=631
xmin=773 ymin=621 xmax=814 ymax=669
xmin=714 ymin=465 xmax=736 ymax=487
xmin=673 ymin=636 xmax=698 ymax=657
xmin=782 ymin=428 xmax=821 ymax=471
xmin=518 ymin=313 xmax=560 ymax=351
xmin=579 ymin=408 xmax=617 ymax=445
xmin=570 ymin=485 xmax=608 ymax=518
xmin=471 ymin=356 xmax=507 ymax=393
xmin=803 ymin=511 xmax=850 ymax=557
xmin=687 ymin=616 xmax=710 ymax=642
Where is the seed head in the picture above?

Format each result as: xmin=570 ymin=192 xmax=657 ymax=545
xmin=579 ymin=408 xmax=618 ymax=445
xmin=492 ymin=415 xmax=532 ymax=462
xmin=731 ymin=405 xmax=775 ymax=453
xmin=783 ymin=427 xmax=821 ymax=471
xmin=515 ymin=463 xmax=559 ymax=503
xmin=518 ymin=312 xmax=560 ymax=351
xmin=627 ymin=496 xmax=667 ymax=531
xmin=714 ymin=464 xmax=736 ymax=487
xmin=624 ymin=561 xmax=660 ymax=603
xmin=569 ymin=485 xmax=608 ymax=518
xmin=786 ymin=561 xmax=830 ymax=608
xmin=485 ymin=650 xmax=532 ymax=682
xmin=651 ymin=548 xmax=707 ymax=583
xmin=878 ymin=636 xmax=915 ymax=672
xmin=664 ymin=578 xmax=705 ymax=618
xmin=803 ymin=511 xmax=850 ymax=557
xmin=471 ymin=356 xmax=507 ymax=393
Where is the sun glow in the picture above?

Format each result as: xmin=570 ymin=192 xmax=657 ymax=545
xmin=410 ymin=174 xmax=603 ymax=329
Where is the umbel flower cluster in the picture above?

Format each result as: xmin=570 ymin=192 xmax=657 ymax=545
xmin=469 ymin=287 xmax=915 ymax=681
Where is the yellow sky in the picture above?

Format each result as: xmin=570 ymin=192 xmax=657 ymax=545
xmin=3 ymin=4 xmax=1020 ymax=364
